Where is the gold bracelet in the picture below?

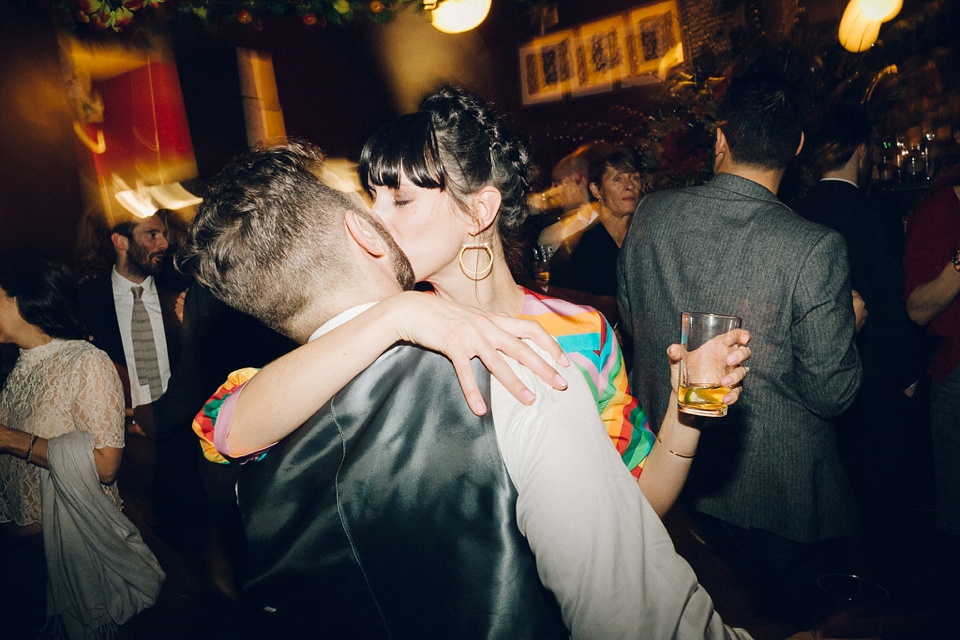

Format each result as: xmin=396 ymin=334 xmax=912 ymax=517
xmin=655 ymin=432 xmax=696 ymax=459
xmin=25 ymin=434 xmax=38 ymax=464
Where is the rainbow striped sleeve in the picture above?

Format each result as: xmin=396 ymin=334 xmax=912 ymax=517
xmin=519 ymin=288 xmax=654 ymax=477
xmin=192 ymin=367 xmax=261 ymax=464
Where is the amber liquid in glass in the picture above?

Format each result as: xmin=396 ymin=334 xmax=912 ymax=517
xmin=677 ymin=384 xmax=732 ymax=417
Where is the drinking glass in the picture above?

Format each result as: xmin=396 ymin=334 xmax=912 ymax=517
xmin=678 ymin=312 xmax=742 ymax=417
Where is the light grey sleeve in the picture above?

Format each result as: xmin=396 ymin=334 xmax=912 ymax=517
xmin=491 ymin=346 xmax=752 ymax=640
xmin=790 ymin=231 xmax=862 ymax=418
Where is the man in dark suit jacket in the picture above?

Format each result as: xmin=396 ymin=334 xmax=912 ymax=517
xmin=618 ymin=72 xmax=863 ymax=626
xmin=793 ymin=107 xmax=927 ymax=586
xmin=76 ymin=211 xmax=188 ymax=554
xmin=77 ymin=211 xmax=183 ymax=420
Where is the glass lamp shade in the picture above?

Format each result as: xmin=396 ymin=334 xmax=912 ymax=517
xmin=428 ymin=0 xmax=492 ymax=34
xmin=839 ymin=0 xmax=882 ymax=52
xmin=859 ymin=0 xmax=902 ymax=22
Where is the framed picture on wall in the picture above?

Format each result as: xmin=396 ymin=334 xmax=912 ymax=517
xmin=519 ymin=30 xmax=576 ymax=105
xmin=518 ymin=2 xmax=688 ymax=105
xmin=624 ymin=0 xmax=684 ymax=84
xmin=572 ymin=15 xmax=629 ymax=96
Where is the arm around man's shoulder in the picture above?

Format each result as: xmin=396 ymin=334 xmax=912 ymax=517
xmin=789 ymin=227 xmax=862 ymax=418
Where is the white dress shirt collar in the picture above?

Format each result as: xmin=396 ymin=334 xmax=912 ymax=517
xmin=111 ymin=266 xmax=155 ymax=296
xmin=307 ymin=302 xmax=378 ymax=343
xmin=820 ymin=177 xmax=859 ymax=189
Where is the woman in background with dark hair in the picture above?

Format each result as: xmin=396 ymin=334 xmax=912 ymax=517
xmin=0 ymin=249 xmax=160 ymax=639
xmin=550 ymin=146 xmax=643 ymax=299
xmin=0 ymin=252 xmax=122 ymax=515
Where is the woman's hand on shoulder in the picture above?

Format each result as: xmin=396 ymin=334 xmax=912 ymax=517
xmin=384 ymin=291 xmax=570 ymax=416
xmin=174 ymin=289 xmax=187 ymax=325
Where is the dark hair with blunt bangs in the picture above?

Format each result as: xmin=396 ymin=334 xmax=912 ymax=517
xmin=359 ymin=85 xmax=537 ymax=271
xmin=587 ymin=146 xmax=643 ymax=198
xmin=178 ymin=141 xmax=372 ymax=339
xmin=717 ymin=72 xmax=805 ymax=170
xmin=0 ymin=249 xmax=86 ymax=341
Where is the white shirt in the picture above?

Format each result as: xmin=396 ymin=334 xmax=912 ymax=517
xmin=111 ymin=267 xmax=172 ymax=407
xmin=820 ymin=177 xmax=859 ymax=188
xmin=307 ymin=302 xmax=377 ymax=343
xmin=309 ymin=305 xmax=750 ymax=639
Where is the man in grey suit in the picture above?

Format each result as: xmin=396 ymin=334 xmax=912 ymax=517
xmin=618 ymin=73 xmax=862 ymax=627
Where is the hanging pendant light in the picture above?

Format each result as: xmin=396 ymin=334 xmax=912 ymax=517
xmin=859 ymin=0 xmax=903 ymax=22
xmin=427 ymin=0 xmax=492 ymax=34
xmin=839 ymin=4 xmax=881 ymax=52
xmin=838 ymin=0 xmax=903 ymax=53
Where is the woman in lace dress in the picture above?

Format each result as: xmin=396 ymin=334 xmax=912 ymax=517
xmin=0 ymin=249 xmax=125 ymax=638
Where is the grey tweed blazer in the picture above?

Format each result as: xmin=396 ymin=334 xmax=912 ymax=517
xmin=618 ymin=173 xmax=862 ymax=543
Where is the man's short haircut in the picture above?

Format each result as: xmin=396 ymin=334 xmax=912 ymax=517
xmin=553 ymin=141 xmax=614 ymax=183
xmin=551 ymin=153 xmax=580 ymax=184
xmin=808 ymin=105 xmax=873 ymax=175
xmin=111 ymin=220 xmax=136 ymax=239
xmin=179 ymin=141 xmax=365 ymax=338
xmin=717 ymin=72 xmax=805 ymax=170
xmin=110 ymin=209 xmax=173 ymax=239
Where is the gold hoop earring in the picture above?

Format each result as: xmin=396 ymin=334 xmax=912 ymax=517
xmin=458 ymin=242 xmax=494 ymax=280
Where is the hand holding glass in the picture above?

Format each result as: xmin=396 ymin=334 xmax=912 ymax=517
xmin=678 ymin=312 xmax=743 ymax=417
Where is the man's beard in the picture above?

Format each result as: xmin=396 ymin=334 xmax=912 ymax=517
xmin=384 ymin=230 xmax=416 ymax=291
xmin=126 ymin=239 xmax=166 ymax=279
xmin=361 ymin=212 xmax=415 ymax=290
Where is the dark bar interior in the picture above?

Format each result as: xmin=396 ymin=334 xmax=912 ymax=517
xmin=1 ymin=1 xmax=958 ymax=638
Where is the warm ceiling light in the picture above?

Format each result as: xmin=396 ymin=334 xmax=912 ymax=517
xmin=839 ymin=14 xmax=880 ymax=52
xmin=428 ymin=0 xmax=492 ymax=34
xmin=859 ymin=0 xmax=903 ymax=22
xmin=838 ymin=0 xmax=902 ymax=53
xmin=839 ymin=0 xmax=879 ymax=52
xmin=114 ymin=176 xmax=201 ymax=219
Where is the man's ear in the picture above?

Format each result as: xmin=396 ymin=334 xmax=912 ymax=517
xmin=469 ymin=186 xmax=502 ymax=235
xmin=796 ymin=131 xmax=805 ymax=157
xmin=855 ymin=142 xmax=867 ymax=165
xmin=111 ymin=232 xmax=129 ymax=253
xmin=344 ymin=209 xmax=386 ymax=258
xmin=715 ymin=128 xmax=727 ymax=155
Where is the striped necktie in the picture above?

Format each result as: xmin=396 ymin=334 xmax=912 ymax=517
xmin=131 ymin=285 xmax=163 ymax=401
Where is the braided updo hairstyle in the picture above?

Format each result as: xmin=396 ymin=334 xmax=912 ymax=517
xmin=360 ymin=85 xmax=536 ymax=272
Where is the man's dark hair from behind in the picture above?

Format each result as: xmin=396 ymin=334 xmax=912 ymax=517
xmin=808 ymin=105 xmax=874 ymax=175
xmin=717 ymin=72 xmax=805 ymax=170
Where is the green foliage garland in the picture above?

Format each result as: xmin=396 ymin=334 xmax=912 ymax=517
xmin=56 ymin=0 xmax=544 ymax=32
